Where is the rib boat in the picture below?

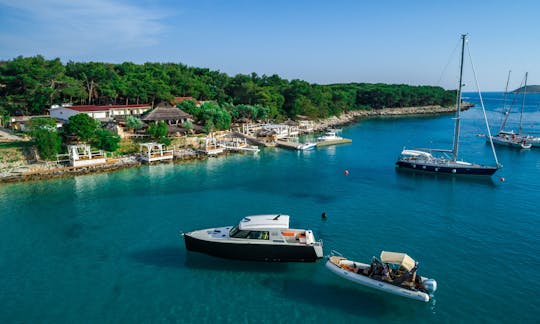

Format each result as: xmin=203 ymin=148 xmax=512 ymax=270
xmin=182 ymin=214 xmax=323 ymax=262
xmin=325 ymin=251 xmax=437 ymax=302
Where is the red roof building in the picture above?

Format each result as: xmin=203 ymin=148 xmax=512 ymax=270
xmin=173 ymin=97 xmax=201 ymax=106
xmin=49 ymin=104 xmax=152 ymax=121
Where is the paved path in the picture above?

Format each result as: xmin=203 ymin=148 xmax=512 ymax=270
xmin=0 ymin=127 xmax=26 ymax=141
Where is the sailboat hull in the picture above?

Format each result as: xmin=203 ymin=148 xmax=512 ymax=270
xmin=396 ymin=160 xmax=498 ymax=176
xmin=490 ymin=135 xmax=531 ymax=149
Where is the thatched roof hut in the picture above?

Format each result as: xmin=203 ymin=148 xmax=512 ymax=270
xmin=141 ymin=102 xmax=192 ymax=125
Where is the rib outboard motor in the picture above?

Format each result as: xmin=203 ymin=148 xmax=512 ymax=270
xmin=422 ymin=278 xmax=437 ymax=293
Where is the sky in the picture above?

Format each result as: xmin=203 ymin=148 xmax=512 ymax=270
xmin=1 ymin=0 xmax=539 ymax=91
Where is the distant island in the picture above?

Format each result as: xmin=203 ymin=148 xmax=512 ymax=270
xmin=513 ymin=85 xmax=540 ymax=93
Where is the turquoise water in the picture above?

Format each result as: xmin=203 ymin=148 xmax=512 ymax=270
xmin=1 ymin=93 xmax=539 ymax=323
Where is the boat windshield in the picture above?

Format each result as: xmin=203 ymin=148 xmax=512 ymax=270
xmin=229 ymin=226 xmax=269 ymax=240
xmin=229 ymin=225 xmax=249 ymax=238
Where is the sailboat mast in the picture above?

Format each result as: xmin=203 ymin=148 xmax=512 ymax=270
xmin=519 ymin=72 xmax=528 ymax=135
xmin=499 ymin=70 xmax=512 ymax=132
xmin=452 ymin=34 xmax=466 ymax=161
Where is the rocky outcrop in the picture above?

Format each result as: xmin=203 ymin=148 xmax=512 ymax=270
xmin=0 ymin=158 xmax=141 ymax=183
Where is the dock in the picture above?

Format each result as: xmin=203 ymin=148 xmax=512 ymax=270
xmin=275 ymin=140 xmax=304 ymax=150
xmin=316 ymin=138 xmax=352 ymax=147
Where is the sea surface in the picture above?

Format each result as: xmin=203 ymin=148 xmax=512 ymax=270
xmin=1 ymin=92 xmax=539 ymax=323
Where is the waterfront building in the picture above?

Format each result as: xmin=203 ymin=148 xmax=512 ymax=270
xmin=49 ymin=103 xmax=152 ymax=122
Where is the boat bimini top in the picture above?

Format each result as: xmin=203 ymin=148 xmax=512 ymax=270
xmin=239 ymin=214 xmax=290 ymax=230
xmin=380 ymin=251 xmax=416 ymax=271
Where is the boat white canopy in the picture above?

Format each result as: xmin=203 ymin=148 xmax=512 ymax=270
xmin=380 ymin=251 xmax=416 ymax=271
xmin=238 ymin=214 xmax=290 ymax=230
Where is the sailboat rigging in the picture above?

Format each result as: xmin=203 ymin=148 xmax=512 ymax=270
xmin=492 ymin=72 xmax=532 ymax=149
xmin=490 ymin=72 xmax=538 ymax=148
xmin=395 ymin=34 xmax=501 ymax=176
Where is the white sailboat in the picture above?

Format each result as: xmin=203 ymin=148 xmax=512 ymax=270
xmin=490 ymin=72 xmax=534 ymax=149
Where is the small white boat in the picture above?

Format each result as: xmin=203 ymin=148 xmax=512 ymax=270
xmin=325 ymin=251 xmax=437 ymax=302
xmin=297 ymin=142 xmax=317 ymax=150
xmin=317 ymin=131 xmax=343 ymax=142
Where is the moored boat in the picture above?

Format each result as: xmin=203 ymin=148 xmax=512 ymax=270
xmin=317 ymin=131 xmax=343 ymax=142
xmin=297 ymin=142 xmax=317 ymax=150
xmin=325 ymin=251 xmax=437 ymax=302
xmin=396 ymin=34 xmax=501 ymax=176
xmin=316 ymin=130 xmax=352 ymax=146
xmin=490 ymin=131 xmax=532 ymax=149
xmin=182 ymin=214 xmax=323 ymax=262
xmin=396 ymin=149 xmax=500 ymax=175
xmin=491 ymin=72 xmax=540 ymax=149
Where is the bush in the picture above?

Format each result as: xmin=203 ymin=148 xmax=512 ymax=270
xmin=125 ymin=115 xmax=143 ymax=130
xmin=146 ymin=121 xmax=168 ymax=138
xmin=64 ymin=114 xmax=101 ymax=141
xmin=27 ymin=117 xmax=62 ymax=160
xmin=95 ymin=129 xmax=120 ymax=151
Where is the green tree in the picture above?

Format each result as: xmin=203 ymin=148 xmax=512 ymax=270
xmin=27 ymin=117 xmax=62 ymax=160
xmin=182 ymin=120 xmax=193 ymax=132
xmin=146 ymin=121 xmax=168 ymax=139
xmin=94 ymin=129 xmax=120 ymax=151
xmin=199 ymin=102 xmax=231 ymax=130
xmin=1 ymin=55 xmax=459 ymax=118
xmin=0 ymin=109 xmax=9 ymax=127
xmin=0 ymin=56 xmax=66 ymax=114
xmin=64 ymin=114 xmax=101 ymax=142
xmin=203 ymin=119 xmax=214 ymax=134
xmin=125 ymin=115 xmax=143 ymax=130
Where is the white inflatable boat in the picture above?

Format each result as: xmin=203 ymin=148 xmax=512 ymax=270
xmin=325 ymin=251 xmax=437 ymax=302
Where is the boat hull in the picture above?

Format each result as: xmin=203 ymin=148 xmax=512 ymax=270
xmin=325 ymin=260 xmax=430 ymax=302
xmin=184 ymin=233 xmax=322 ymax=262
xmin=297 ymin=143 xmax=317 ymax=150
xmin=490 ymin=136 xmax=531 ymax=149
xmin=396 ymin=160 xmax=498 ymax=176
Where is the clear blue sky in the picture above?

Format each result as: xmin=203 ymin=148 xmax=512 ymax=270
xmin=1 ymin=0 xmax=539 ymax=91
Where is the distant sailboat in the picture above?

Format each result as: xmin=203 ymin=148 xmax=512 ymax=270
xmin=396 ymin=34 xmax=501 ymax=176
xmin=490 ymin=72 xmax=532 ymax=149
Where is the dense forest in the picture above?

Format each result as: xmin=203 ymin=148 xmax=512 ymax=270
xmin=0 ymin=55 xmax=456 ymax=120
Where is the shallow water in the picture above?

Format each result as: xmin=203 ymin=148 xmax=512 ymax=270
xmin=0 ymin=92 xmax=539 ymax=322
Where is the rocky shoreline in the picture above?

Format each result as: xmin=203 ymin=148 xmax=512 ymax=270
xmin=0 ymin=104 xmax=464 ymax=184
xmin=311 ymin=104 xmax=467 ymax=131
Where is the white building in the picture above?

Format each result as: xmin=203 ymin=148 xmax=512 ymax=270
xmin=49 ymin=104 xmax=152 ymax=121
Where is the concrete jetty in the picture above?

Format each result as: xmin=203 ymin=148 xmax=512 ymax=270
xmin=316 ymin=138 xmax=352 ymax=147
